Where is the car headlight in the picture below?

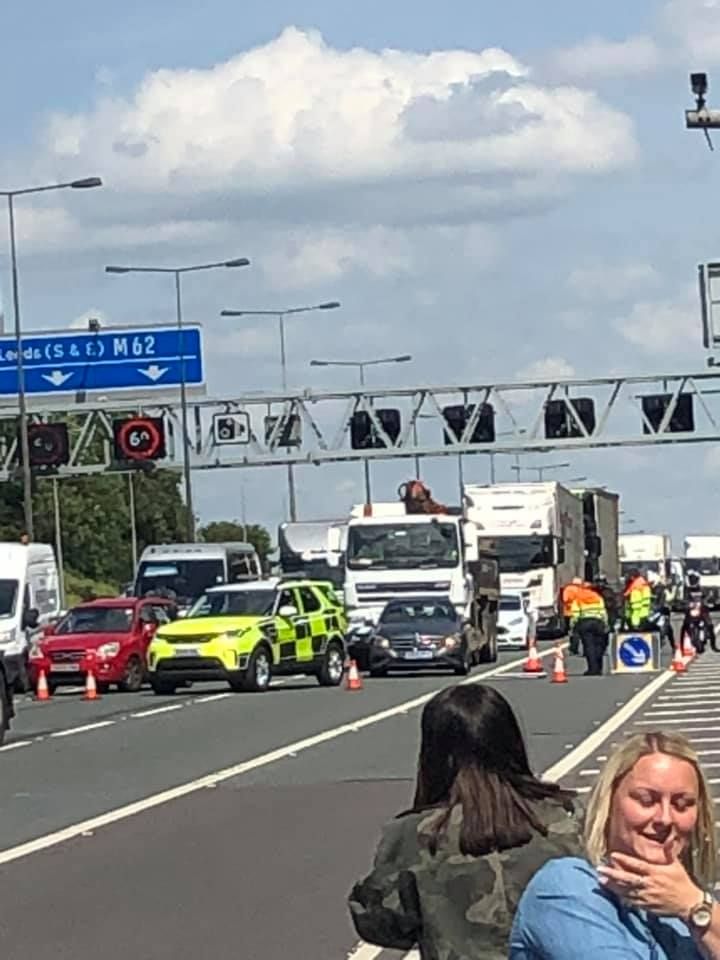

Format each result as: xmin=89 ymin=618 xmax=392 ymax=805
xmin=442 ymin=635 xmax=459 ymax=649
xmin=373 ymin=636 xmax=390 ymax=649
xmin=97 ymin=642 xmax=120 ymax=659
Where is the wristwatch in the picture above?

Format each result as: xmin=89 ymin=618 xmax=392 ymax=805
xmin=688 ymin=890 xmax=715 ymax=932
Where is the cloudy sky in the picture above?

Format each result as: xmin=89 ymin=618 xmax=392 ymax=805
xmin=2 ymin=0 xmax=720 ymax=551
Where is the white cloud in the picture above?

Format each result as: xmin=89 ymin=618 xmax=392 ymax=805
xmin=26 ymin=27 xmax=636 ymax=255
xmin=517 ymin=356 xmax=576 ymax=380
xmin=661 ymin=0 xmax=720 ymax=63
xmin=567 ymin=262 xmax=661 ymax=302
xmin=550 ymin=36 xmax=662 ymax=80
xmin=612 ymin=286 xmax=699 ymax=355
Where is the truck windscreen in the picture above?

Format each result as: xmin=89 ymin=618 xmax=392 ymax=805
xmin=685 ymin=558 xmax=720 ymax=576
xmin=346 ymin=523 xmax=459 ymax=570
xmin=496 ymin=536 xmax=554 ymax=573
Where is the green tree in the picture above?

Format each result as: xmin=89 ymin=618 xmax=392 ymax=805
xmin=198 ymin=520 xmax=272 ymax=563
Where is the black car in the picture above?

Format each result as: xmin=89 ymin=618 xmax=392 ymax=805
xmin=367 ymin=597 xmax=471 ymax=677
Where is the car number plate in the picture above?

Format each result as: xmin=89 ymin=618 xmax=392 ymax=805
xmin=175 ymin=647 xmax=200 ymax=657
xmin=404 ymin=650 xmax=434 ymax=660
xmin=50 ymin=663 xmax=78 ymax=673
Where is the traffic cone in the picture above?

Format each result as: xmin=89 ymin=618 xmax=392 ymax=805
xmin=671 ymin=644 xmax=687 ymax=673
xmin=683 ymin=633 xmax=696 ymax=659
xmin=35 ymin=668 xmax=50 ymax=702
xmin=83 ymin=667 xmax=99 ymax=701
xmin=345 ymin=659 xmax=363 ymax=691
xmin=550 ymin=646 xmax=568 ymax=683
xmin=523 ymin=638 xmax=545 ymax=674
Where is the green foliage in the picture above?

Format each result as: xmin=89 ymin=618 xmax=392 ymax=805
xmin=198 ymin=520 xmax=272 ymax=562
xmin=0 ymin=468 xmax=190 ymax=587
xmin=64 ymin=568 xmax=120 ymax=607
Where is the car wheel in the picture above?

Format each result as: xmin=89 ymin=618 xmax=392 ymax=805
xmin=150 ymin=678 xmax=177 ymax=696
xmin=119 ymin=656 xmax=144 ymax=693
xmin=240 ymin=645 xmax=272 ymax=693
xmin=317 ymin=641 xmax=344 ymax=687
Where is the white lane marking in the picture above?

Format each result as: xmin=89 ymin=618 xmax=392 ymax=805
xmin=131 ymin=704 xmax=184 ymax=719
xmin=0 ymin=740 xmax=32 ymax=752
xmin=578 ymin=769 xmax=599 ymax=776
xmin=543 ymin=669 xmax=674 ymax=783
xmin=657 ymin=693 xmax=720 ymax=701
xmin=574 ymin=786 xmax=592 ymax=794
xmin=697 ymin=750 xmax=720 ymax=756
xmin=346 ymin=945 xmax=384 ymax=960
xmin=596 ymin=755 xmax=607 ymax=761
xmin=709 ymin=778 xmax=720 ymax=784
xmin=193 ymin=693 xmax=233 ymax=704
xmin=688 ymin=735 xmax=720 ymax=742
xmin=635 ymin=718 xmax=718 ymax=726
xmin=0 ymin=648 xmax=560 ymax=866
xmin=643 ymin=707 xmax=720 ymax=718
xmin=50 ymin=721 xmax=116 ymax=738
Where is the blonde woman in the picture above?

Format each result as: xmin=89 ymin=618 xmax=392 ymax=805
xmin=510 ymin=731 xmax=720 ymax=959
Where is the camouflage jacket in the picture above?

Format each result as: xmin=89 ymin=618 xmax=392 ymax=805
xmin=348 ymin=797 xmax=582 ymax=960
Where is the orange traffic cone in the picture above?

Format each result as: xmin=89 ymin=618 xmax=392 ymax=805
xmin=523 ymin=638 xmax=545 ymax=674
xmin=345 ymin=659 xmax=363 ymax=691
xmin=550 ymin=646 xmax=568 ymax=684
xmin=682 ymin=633 xmax=695 ymax=659
xmin=671 ymin=644 xmax=687 ymax=673
xmin=35 ymin=668 xmax=50 ymax=702
xmin=83 ymin=668 xmax=99 ymax=701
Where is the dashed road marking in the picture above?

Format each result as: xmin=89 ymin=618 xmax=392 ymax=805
xmin=131 ymin=704 xmax=184 ymax=719
xmin=0 ymin=740 xmax=32 ymax=752
xmin=50 ymin=721 xmax=116 ymax=738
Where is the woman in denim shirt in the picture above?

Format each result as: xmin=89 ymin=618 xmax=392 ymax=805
xmin=510 ymin=731 xmax=720 ymax=959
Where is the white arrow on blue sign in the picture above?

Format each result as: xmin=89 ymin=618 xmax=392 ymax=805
xmin=0 ymin=326 xmax=204 ymax=397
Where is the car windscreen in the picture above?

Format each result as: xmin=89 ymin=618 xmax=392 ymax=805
xmin=379 ymin=600 xmax=458 ymax=628
xmin=499 ymin=595 xmax=522 ymax=611
xmin=0 ymin=580 xmax=19 ymax=618
xmin=187 ymin=589 xmax=276 ymax=618
xmin=56 ymin=607 xmax=134 ymax=635
xmin=136 ymin=559 xmax=225 ymax=604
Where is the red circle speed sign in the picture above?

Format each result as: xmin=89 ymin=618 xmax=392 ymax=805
xmin=114 ymin=417 xmax=165 ymax=461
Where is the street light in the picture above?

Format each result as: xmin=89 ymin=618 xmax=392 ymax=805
xmin=221 ymin=302 xmax=342 ymax=521
xmin=107 ymin=257 xmax=251 ymax=541
xmin=309 ymin=353 xmax=412 ymax=503
xmin=1 ymin=177 xmax=103 ymax=539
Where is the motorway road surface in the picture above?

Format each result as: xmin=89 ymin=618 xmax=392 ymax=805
xmin=0 ymin=641 xmax=716 ymax=960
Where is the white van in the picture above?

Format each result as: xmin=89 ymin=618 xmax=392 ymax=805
xmin=0 ymin=543 xmax=61 ymax=690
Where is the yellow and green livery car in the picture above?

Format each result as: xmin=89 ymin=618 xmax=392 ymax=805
xmin=147 ymin=577 xmax=347 ymax=694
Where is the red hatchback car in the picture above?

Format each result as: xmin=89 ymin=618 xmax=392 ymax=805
xmin=29 ymin=597 xmax=177 ymax=693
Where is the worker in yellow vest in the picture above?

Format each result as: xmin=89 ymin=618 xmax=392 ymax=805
xmin=570 ymin=583 xmax=609 ymax=676
xmin=623 ymin=570 xmax=652 ymax=630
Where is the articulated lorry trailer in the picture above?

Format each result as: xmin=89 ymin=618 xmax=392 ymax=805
xmin=570 ymin=487 xmax=620 ymax=586
xmin=463 ymin=482 xmax=585 ymax=638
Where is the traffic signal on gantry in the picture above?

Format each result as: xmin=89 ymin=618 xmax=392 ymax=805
xmin=17 ymin=423 xmax=71 ymax=468
xmin=112 ymin=416 xmax=166 ymax=462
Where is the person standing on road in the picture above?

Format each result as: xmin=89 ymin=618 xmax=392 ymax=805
xmin=624 ymin=569 xmax=652 ymax=630
xmin=510 ymin=730 xmax=720 ymax=960
xmin=562 ymin=578 xmax=585 ymax=655
xmin=571 ymin=582 xmax=609 ymax=677
xmin=348 ymin=684 xmax=582 ymax=960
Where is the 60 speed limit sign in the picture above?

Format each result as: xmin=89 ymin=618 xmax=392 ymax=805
xmin=112 ymin=417 xmax=166 ymax=462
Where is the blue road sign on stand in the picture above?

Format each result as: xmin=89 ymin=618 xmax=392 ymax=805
xmin=611 ymin=632 xmax=660 ymax=674
xmin=0 ymin=326 xmax=204 ymax=398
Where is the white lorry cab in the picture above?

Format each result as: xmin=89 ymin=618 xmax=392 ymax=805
xmin=618 ymin=534 xmax=672 ymax=584
xmin=684 ymin=535 xmax=720 ymax=608
xmin=463 ymin=482 xmax=584 ymax=638
xmin=134 ymin=542 xmax=262 ymax=612
xmin=0 ymin=543 xmax=61 ymax=689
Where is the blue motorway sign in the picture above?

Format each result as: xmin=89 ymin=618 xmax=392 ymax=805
xmin=0 ymin=326 xmax=204 ymax=397
xmin=618 ymin=635 xmax=651 ymax=668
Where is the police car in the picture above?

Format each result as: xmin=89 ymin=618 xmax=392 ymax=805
xmin=147 ymin=578 xmax=347 ymax=694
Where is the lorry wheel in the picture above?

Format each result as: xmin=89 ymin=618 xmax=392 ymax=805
xmin=240 ymin=645 xmax=272 ymax=693
xmin=317 ymin=641 xmax=344 ymax=687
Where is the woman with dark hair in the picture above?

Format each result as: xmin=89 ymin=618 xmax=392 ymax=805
xmin=348 ymin=684 xmax=581 ymax=959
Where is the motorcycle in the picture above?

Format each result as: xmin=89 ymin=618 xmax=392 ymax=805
xmin=687 ymin=600 xmax=707 ymax=654
xmin=647 ymin=606 xmax=674 ymax=650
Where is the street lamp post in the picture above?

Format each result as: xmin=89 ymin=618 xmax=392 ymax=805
xmin=2 ymin=177 xmax=103 ymax=539
xmin=107 ymin=257 xmax=251 ymax=541
xmin=221 ymin=302 xmax=341 ymax=522
xmin=309 ymin=355 xmax=412 ymax=503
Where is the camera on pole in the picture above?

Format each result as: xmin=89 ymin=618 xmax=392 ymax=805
xmin=686 ymin=72 xmax=720 ymax=149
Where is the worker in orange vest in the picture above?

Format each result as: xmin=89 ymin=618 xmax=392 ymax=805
xmin=562 ymin=578 xmax=585 ymax=654
xmin=569 ymin=582 xmax=610 ymax=676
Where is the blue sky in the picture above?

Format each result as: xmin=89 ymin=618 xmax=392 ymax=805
xmin=2 ymin=0 xmax=720 ymax=551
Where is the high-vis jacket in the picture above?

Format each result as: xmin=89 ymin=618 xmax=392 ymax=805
xmin=561 ymin=583 xmax=584 ymax=619
xmin=624 ymin=576 xmax=652 ymax=628
xmin=569 ymin=587 xmax=608 ymax=626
